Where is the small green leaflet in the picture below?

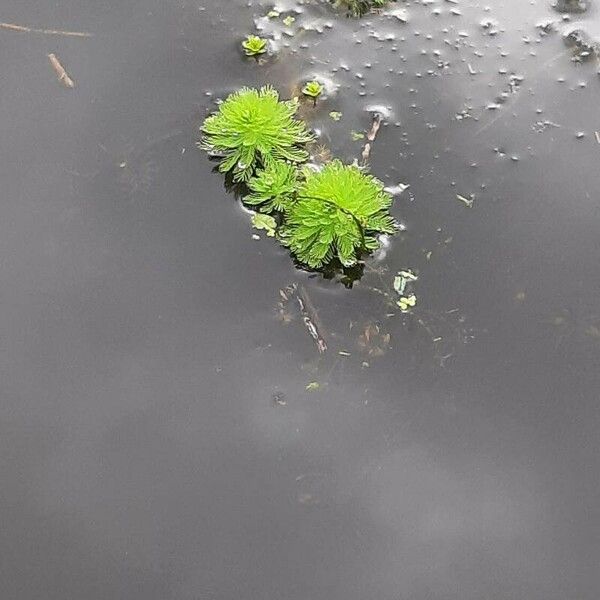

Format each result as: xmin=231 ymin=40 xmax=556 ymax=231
xmin=251 ymin=213 xmax=277 ymax=237
xmin=393 ymin=269 xmax=417 ymax=296
xmin=329 ymin=111 xmax=343 ymax=121
xmin=397 ymin=293 xmax=417 ymax=312
xmin=282 ymin=15 xmax=296 ymax=26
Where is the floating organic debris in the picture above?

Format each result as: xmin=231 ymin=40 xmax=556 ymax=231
xmin=563 ymin=26 xmax=600 ymax=62
xmin=305 ymin=381 xmax=320 ymax=391
xmin=456 ymin=193 xmax=474 ymax=208
xmin=282 ymin=15 xmax=296 ymax=27
xmin=201 ymin=86 xmax=313 ymax=182
xmin=48 ymin=53 xmax=74 ymax=88
xmin=251 ymin=213 xmax=277 ymax=237
xmin=357 ymin=322 xmax=391 ymax=357
xmin=0 ymin=21 xmax=92 ymax=37
xmin=552 ymin=0 xmax=590 ymax=13
xmin=393 ymin=269 xmax=417 ymax=296
xmin=331 ymin=0 xmax=396 ymax=17
xmin=397 ymin=293 xmax=417 ymax=312
xmin=329 ymin=111 xmax=343 ymax=121
xmin=241 ymin=34 xmax=268 ymax=56
xmin=272 ymin=391 xmax=287 ymax=406
xmin=392 ymin=269 xmax=418 ymax=312
xmin=296 ymin=285 xmax=328 ymax=353
xmin=361 ymin=113 xmax=382 ymax=163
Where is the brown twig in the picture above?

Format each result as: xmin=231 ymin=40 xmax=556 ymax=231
xmin=0 ymin=21 xmax=92 ymax=37
xmin=48 ymin=53 xmax=74 ymax=88
xmin=361 ymin=113 xmax=382 ymax=163
xmin=296 ymin=285 xmax=328 ymax=354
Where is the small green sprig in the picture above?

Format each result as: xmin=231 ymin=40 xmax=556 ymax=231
xmin=242 ymin=35 xmax=268 ymax=56
xmin=245 ymin=161 xmax=298 ymax=213
xmin=302 ymin=80 xmax=324 ymax=102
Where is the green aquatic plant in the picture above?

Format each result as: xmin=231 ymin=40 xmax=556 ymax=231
xmin=280 ymin=160 xmax=397 ymax=268
xmin=245 ymin=161 xmax=298 ymax=213
xmin=201 ymin=86 xmax=314 ymax=182
xmin=241 ymin=35 xmax=268 ymax=56
xmin=302 ymin=80 xmax=324 ymax=104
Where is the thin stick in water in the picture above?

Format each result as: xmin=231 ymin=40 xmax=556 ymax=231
xmin=48 ymin=53 xmax=75 ymax=88
xmin=0 ymin=21 xmax=92 ymax=37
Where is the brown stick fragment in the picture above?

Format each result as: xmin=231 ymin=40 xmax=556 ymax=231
xmin=366 ymin=113 xmax=382 ymax=142
xmin=1 ymin=21 xmax=92 ymax=37
xmin=361 ymin=113 xmax=383 ymax=163
xmin=296 ymin=285 xmax=327 ymax=354
xmin=48 ymin=53 xmax=75 ymax=88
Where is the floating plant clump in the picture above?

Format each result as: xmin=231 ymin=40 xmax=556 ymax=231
xmin=280 ymin=161 xmax=397 ymax=268
xmin=332 ymin=0 xmax=396 ymax=17
xmin=200 ymin=87 xmax=398 ymax=273
xmin=201 ymin=86 xmax=313 ymax=182
xmin=241 ymin=34 xmax=268 ymax=56
xmin=302 ymin=80 xmax=324 ymax=102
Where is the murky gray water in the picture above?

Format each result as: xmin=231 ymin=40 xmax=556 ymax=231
xmin=1 ymin=0 xmax=599 ymax=598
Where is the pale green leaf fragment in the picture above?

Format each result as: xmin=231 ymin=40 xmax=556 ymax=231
xmin=329 ymin=111 xmax=343 ymax=121
xmin=282 ymin=15 xmax=296 ymax=26
xmin=305 ymin=381 xmax=320 ymax=391
xmin=393 ymin=269 xmax=417 ymax=295
xmin=251 ymin=213 xmax=277 ymax=237
xmin=397 ymin=293 xmax=417 ymax=312
xmin=350 ymin=130 xmax=365 ymax=141
xmin=456 ymin=193 xmax=474 ymax=208
xmin=267 ymin=10 xmax=280 ymax=18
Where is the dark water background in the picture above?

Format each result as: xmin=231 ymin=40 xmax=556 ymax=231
xmin=1 ymin=0 xmax=599 ymax=598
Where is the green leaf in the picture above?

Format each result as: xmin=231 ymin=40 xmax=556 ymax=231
xmin=251 ymin=213 xmax=277 ymax=237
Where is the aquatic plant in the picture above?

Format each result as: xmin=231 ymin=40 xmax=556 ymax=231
xmin=241 ymin=34 xmax=268 ymax=56
xmin=200 ymin=87 xmax=399 ymax=274
xmin=201 ymin=86 xmax=314 ymax=182
xmin=332 ymin=0 xmax=395 ymax=17
xmin=302 ymin=80 xmax=324 ymax=103
xmin=245 ymin=161 xmax=298 ymax=213
xmin=280 ymin=160 xmax=397 ymax=268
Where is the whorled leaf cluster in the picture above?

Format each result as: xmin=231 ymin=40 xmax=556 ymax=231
xmin=201 ymin=86 xmax=398 ymax=271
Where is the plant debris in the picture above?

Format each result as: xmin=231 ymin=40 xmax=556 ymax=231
xmin=1 ymin=21 xmax=92 ymax=37
xmin=251 ymin=213 xmax=277 ymax=236
xmin=48 ymin=53 xmax=74 ymax=88
xmin=456 ymin=193 xmax=474 ymax=208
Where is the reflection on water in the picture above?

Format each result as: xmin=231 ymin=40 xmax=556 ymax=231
xmin=0 ymin=0 xmax=599 ymax=598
